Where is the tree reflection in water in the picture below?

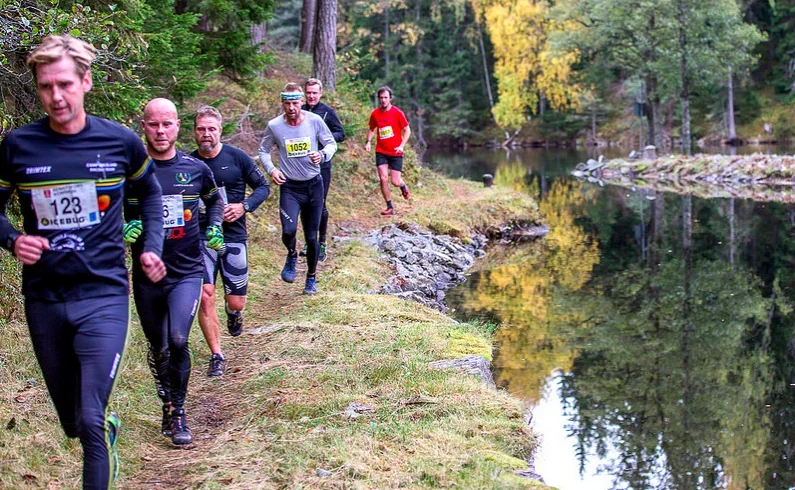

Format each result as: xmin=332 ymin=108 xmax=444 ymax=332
xmin=447 ymin=161 xmax=795 ymax=488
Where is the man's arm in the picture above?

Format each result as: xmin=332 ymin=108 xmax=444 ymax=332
xmin=324 ymin=106 xmax=345 ymax=143
xmin=365 ymin=128 xmax=376 ymax=152
xmin=316 ymin=119 xmax=338 ymax=164
xmin=128 ymin=160 xmax=164 ymax=257
xmin=242 ymin=156 xmax=270 ymax=212
xmin=396 ymin=126 xmax=411 ymax=154
xmin=203 ymin=185 xmax=224 ymax=228
xmin=257 ymin=124 xmax=278 ymax=176
xmin=0 ymin=184 xmax=21 ymax=253
xmin=0 ymin=139 xmax=49 ymax=263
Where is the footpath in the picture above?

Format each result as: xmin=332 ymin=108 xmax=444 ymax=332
xmin=115 ymin=167 xmax=550 ymax=489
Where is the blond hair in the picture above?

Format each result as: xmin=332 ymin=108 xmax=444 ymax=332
xmin=305 ymin=78 xmax=323 ymax=91
xmin=194 ymin=106 xmax=223 ymax=126
xmin=27 ymin=35 xmax=96 ymax=79
xmin=282 ymin=82 xmax=303 ymax=94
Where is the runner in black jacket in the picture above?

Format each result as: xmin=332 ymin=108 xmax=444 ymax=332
xmin=301 ymin=78 xmax=345 ymax=261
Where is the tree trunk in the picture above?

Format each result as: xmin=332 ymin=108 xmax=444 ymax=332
xmin=680 ymin=193 xmax=695 ymax=490
xmin=727 ymin=67 xmax=737 ymax=141
xmin=300 ymin=0 xmax=318 ymax=54
xmin=591 ymin=104 xmax=597 ymax=142
xmin=678 ymin=0 xmax=691 ymax=155
xmin=729 ymin=197 xmax=735 ymax=265
xmin=384 ymin=1 xmax=390 ymax=79
xmin=313 ymin=0 xmax=337 ymax=91
xmin=645 ymin=75 xmax=663 ymax=149
xmin=250 ymin=22 xmax=268 ymax=76
xmin=476 ymin=22 xmax=497 ymax=125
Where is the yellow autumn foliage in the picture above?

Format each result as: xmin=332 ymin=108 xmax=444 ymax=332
xmin=473 ymin=0 xmax=583 ymax=130
xmin=461 ymin=178 xmax=599 ymax=401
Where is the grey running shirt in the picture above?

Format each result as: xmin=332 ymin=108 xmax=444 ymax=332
xmin=258 ymin=111 xmax=337 ymax=181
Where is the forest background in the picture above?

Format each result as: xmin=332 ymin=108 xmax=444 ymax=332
xmin=1 ymin=0 xmax=794 ymax=152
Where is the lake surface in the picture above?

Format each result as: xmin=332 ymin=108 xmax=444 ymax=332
xmin=424 ymin=146 xmax=795 ymax=489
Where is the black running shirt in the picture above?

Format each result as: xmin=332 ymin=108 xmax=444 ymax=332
xmin=127 ymin=151 xmax=223 ymax=280
xmin=301 ymin=101 xmax=345 ymax=170
xmin=191 ymin=145 xmax=270 ymax=242
xmin=0 ymin=116 xmax=164 ymax=301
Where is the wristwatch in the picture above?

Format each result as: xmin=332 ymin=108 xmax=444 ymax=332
xmin=242 ymin=200 xmax=250 ymax=212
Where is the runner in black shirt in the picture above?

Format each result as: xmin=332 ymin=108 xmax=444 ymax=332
xmin=301 ymin=78 xmax=345 ymax=262
xmin=191 ymin=106 xmax=270 ymax=377
xmin=0 ymin=35 xmax=165 ymax=489
xmin=125 ymin=98 xmax=224 ymax=446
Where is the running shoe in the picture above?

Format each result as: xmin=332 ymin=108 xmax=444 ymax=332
xmin=107 ymin=411 xmax=121 ymax=482
xmin=207 ymin=353 xmax=227 ymax=377
xmin=380 ymin=207 xmax=395 ymax=216
xmin=318 ymin=243 xmax=327 ymax=262
xmin=226 ymin=310 xmax=243 ymax=337
xmin=169 ymin=408 xmax=193 ymax=445
xmin=298 ymin=244 xmax=308 ymax=257
xmin=401 ymin=185 xmax=411 ymax=200
xmin=303 ymin=276 xmax=318 ymax=295
xmin=161 ymin=404 xmax=172 ymax=436
xmin=281 ymin=252 xmax=298 ymax=283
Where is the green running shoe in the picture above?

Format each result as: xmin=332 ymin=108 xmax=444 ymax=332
xmin=107 ymin=411 xmax=121 ymax=482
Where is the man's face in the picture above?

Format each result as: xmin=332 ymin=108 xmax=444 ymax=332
xmin=35 ymin=56 xmax=92 ymax=134
xmin=143 ymin=106 xmax=180 ymax=158
xmin=378 ymin=92 xmax=392 ymax=109
xmin=305 ymin=84 xmax=322 ymax=107
xmin=282 ymin=94 xmax=304 ymax=123
xmin=194 ymin=116 xmax=222 ymax=153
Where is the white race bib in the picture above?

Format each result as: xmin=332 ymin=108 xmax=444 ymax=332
xmin=378 ymin=126 xmax=394 ymax=139
xmin=285 ymin=136 xmax=311 ymax=158
xmin=32 ymin=182 xmax=100 ymax=230
xmin=162 ymin=194 xmax=185 ymax=228
xmin=217 ymin=186 xmax=228 ymax=206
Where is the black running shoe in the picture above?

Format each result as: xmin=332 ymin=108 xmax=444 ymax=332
xmin=298 ymin=244 xmax=308 ymax=257
xmin=318 ymin=243 xmax=327 ymax=262
xmin=207 ymin=353 xmax=227 ymax=377
xmin=161 ymin=404 xmax=172 ymax=437
xmin=170 ymin=409 xmax=192 ymax=445
xmin=226 ymin=310 xmax=243 ymax=337
xmin=107 ymin=411 xmax=121 ymax=482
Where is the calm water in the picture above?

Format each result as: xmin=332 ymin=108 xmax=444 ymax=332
xmin=424 ymin=146 xmax=795 ymax=490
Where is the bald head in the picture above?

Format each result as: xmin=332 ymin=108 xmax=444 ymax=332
xmin=144 ymin=98 xmax=178 ymax=120
xmin=142 ymin=98 xmax=180 ymax=160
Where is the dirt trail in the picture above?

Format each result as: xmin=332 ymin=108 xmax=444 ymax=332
xmin=119 ymin=207 xmax=406 ymax=488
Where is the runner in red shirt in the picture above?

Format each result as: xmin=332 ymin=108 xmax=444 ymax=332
xmin=365 ymin=86 xmax=411 ymax=216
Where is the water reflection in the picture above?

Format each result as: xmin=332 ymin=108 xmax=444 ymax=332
xmin=434 ymin=147 xmax=795 ymax=489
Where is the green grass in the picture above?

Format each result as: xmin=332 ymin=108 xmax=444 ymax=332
xmin=0 ymin=51 xmax=549 ymax=489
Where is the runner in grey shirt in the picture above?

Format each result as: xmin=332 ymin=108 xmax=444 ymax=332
xmin=258 ymin=82 xmax=337 ymax=294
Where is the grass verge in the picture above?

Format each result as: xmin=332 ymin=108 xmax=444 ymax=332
xmin=0 ymin=55 xmax=550 ymax=489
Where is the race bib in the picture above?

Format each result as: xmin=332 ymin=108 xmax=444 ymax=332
xmin=378 ymin=126 xmax=394 ymax=139
xmin=32 ymin=182 xmax=100 ymax=230
xmin=162 ymin=194 xmax=185 ymax=228
xmin=217 ymin=186 xmax=228 ymax=205
xmin=285 ymin=136 xmax=311 ymax=158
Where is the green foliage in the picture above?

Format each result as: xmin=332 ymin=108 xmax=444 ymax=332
xmin=537 ymin=110 xmax=589 ymax=141
xmin=181 ymin=0 xmax=277 ymax=80
xmin=340 ymin=0 xmax=494 ymax=143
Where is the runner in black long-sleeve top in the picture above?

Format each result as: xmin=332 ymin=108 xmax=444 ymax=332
xmin=301 ymin=78 xmax=345 ymax=262
xmin=0 ymin=35 xmax=165 ymax=490
xmin=191 ymin=106 xmax=270 ymax=377
xmin=125 ymin=98 xmax=224 ymax=446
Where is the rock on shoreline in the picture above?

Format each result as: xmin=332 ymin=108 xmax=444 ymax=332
xmin=364 ymin=223 xmax=488 ymax=312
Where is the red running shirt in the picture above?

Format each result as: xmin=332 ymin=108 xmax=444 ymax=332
xmin=369 ymin=106 xmax=409 ymax=156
